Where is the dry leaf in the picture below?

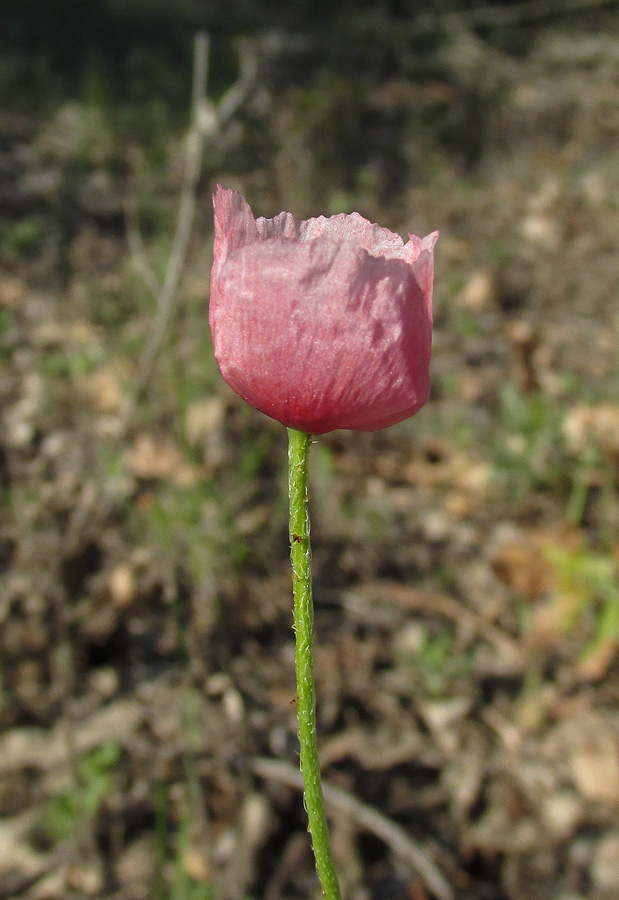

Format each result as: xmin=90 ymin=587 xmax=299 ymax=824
xmin=527 ymin=592 xmax=581 ymax=648
xmin=456 ymin=268 xmax=496 ymax=311
xmin=507 ymin=320 xmax=540 ymax=392
xmin=128 ymin=433 xmax=182 ymax=480
xmin=80 ymin=367 xmax=124 ymax=414
xmin=0 ymin=274 xmax=26 ymax=309
xmin=577 ymin=637 xmax=618 ymax=682
xmin=563 ymin=403 xmax=619 ymax=457
xmin=32 ymin=317 xmax=100 ymax=348
xmin=185 ymin=397 xmax=225 ymax=446
xmin=182 ymin=849 xmax=211 ymax=883
xmin=403 ymin=440 xmax=490 ymax=499
xmin=569 ymin=727 xmax=619 ymax=805
xmin=592 ymin=833 xmax=619 ymax=891
xmin=0 ymin=813 xmax=48 ymax=893
xmin=108 ymin=563 xmax=136 ymax=608
xmin=490 ymin=524 xmax=581 ymax=602
xmin=457 ymin=370 xmax=484 ymax=403
xmin=520 ymin=214 xmax=560 ymax=248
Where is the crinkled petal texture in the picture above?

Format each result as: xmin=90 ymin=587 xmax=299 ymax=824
xmin=210 ymin=186 xmax=437 ymax=434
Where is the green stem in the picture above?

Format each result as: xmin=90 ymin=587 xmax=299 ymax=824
xmin=288 ymin=427 xmax=342 ymax=900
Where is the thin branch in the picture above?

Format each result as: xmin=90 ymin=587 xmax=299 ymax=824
xmin=217 ymin=39 xmax=258 ymax=126
xmin=126 ymin=32 xmax=210 ymax=419
xmin=125 ymin=198 xmax=161 ymax=300
xmin=124 ymin=33 xmax=257 ymax=426
xmin=252 ymin=757 xmax=454 ymax=900
xmin=66 ymin=32 xmax=255 ymax=615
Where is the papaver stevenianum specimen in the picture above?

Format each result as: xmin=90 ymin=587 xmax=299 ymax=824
xmin=210 ymin=186 xmax=437 ymax=434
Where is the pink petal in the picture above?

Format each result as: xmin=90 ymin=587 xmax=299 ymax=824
xmin=212 ymin=185 xmax=259 ymax=277
xmin=210 ymin=233 xmax=432 ymax=434
xmin=210 ymin=187 xmax=436 ymax=433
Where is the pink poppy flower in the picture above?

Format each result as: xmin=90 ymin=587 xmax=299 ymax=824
xmin=209 ymin=185 xmax=437 ymax=434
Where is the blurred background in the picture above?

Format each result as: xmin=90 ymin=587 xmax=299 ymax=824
xmin=1 ymin=1 xmax=619 ymax=899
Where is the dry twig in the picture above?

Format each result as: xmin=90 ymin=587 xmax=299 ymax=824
xmin=124 ymin=32 xmax=256 ymax=422
xmin=65 ymin=31 xmax=255 ymax=600
xmin=124 ymin=31 xmax=211 ymax=418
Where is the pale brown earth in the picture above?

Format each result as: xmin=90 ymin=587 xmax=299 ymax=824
xmin=1 ymin=14 xmax=619 ymax=900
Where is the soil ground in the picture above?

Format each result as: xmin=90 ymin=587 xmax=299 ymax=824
xmin=1 ymin=14 xmax=619 ymax=900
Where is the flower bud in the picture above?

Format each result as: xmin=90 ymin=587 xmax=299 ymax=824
xmin=210 ymin=186 xmax=437 ymax=434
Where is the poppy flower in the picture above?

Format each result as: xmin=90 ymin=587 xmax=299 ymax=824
xmin=209 ymin=185 xmax=437 ymax=434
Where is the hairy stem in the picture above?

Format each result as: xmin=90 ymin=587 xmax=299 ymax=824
xmin=288 ymin=427 xmax=342 ymax=900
